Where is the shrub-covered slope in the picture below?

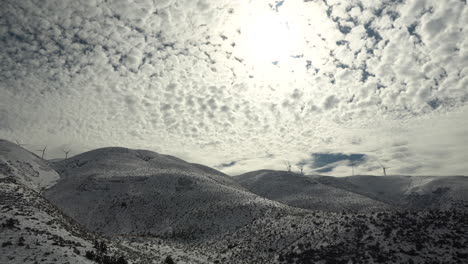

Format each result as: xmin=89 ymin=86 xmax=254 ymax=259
xmin=0 ymin=177 xmax=98 ymax=264
xmin=203 ymin=209 xmax=468 ymax=264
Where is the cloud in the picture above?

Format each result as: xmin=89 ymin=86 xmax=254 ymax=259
xmin=0 ymin=0 xmax=467 ymax=176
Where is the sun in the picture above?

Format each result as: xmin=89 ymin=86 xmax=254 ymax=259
xmin=246 ymin=14 xmax=293 ymax=62
xmin=239 ymin=12 xmax=301 ymax=65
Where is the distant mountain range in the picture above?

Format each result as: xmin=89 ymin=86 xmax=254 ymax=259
xmin=1 ymin=139 xmax=467 ymax=264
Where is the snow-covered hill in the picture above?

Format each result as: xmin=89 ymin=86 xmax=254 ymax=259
xmin=234 ymin=170 xmax=468 ymax=212
xmin=234 ymin=170 xmax=392 ymax=212
xmin=202 ymin=209 xmax=468 ymax=263
xmin=0 ymin=141 xmax=151 ymax=264
xmin=0 ymin=139 xmax=59 ymax=191
xmin=45 ymin=147 xmax=294 ymax=238
xmin=317 ymin=175 xmax=468 ymax=210
xmin=0 ymin=177 xmax=108 ymax=263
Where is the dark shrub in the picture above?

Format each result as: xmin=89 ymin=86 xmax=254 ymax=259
xmin=2 ymin=241 xmax=13 ymax=247
xmin=165 ymin=255 xmax=176 ymax=264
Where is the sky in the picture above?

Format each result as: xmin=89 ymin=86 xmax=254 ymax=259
xmin=1 ymin=0 xmax=467 ymax=176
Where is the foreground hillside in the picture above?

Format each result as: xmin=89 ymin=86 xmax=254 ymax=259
xmin=0 ymin=140 xmax=97 ymax=263
xmin=0 ymin=177 xmax=210 ymax=264
xmin=46 ymin=147 xmax=294 ymax=238
xmin=0 ymin=177 xmax=97 ymax=264
xmin=201 ymin=209 xmax=468 ymax=263
xmin=3 ymin=173 xmax=467 ymax=264
xmin=0 ymin=141 xmax=205 ymax=264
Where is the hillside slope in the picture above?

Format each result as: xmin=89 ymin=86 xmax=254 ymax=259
xmin=0 ymin=141 xmax=142 ymax=264
xmin=0 ymin=176 xmax=97 ymax=264
xmin=0 ymin=139 xmax=59 ymax=191
xmin=234 ymin=170 xmax=392 ymax=212
xmin=1 ymin=139 xmax=467 ymax=263
xmin=202 ymin=209 xmax=468 ymax=264
xmin=45 ymin=148 xmax=294 ymax=238
xmin=317 ymin=175 xmax=468 ymax=210
xmin=0 ymin=140 xmax=210 ymax=264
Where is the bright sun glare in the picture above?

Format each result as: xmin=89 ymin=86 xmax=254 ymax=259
xmin=241 ymin=13 xmax=300 ymax=65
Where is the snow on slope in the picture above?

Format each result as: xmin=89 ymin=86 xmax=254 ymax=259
xmin=318 ymin=175 xmax=468 ymax=210
xmin=0 ymin=139 xmax=59 ymax=191
xmin=234 ymin=170 xmax=392 ymax=212
xmin=46 ymin=147 xmax=295 ymax=238
xmin=407 ymin=176 xmax=468 ymax=197
xmin=404 ymin=176 xmax=468 ymax=209
xmin=0 ymin=177 xmax=96 ymax=264
xmin=204 ymin=209 xmax=468 ymax=264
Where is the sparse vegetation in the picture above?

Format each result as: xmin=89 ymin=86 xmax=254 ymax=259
xmin=165 ymin=255 xmax=176 ymax=264
xmin=85 ymin=241 xmax=128 ymax=264
xmin=2 ymin=218 xmax=19 ymax=228
xmin=2 ymin=241 xmax=13 ymax=247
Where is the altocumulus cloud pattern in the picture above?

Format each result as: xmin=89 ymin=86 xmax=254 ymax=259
xmin=0 ymin=0 xmax=467 ymax=176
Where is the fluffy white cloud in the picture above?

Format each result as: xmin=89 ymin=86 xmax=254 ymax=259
xmin=0 ymin=0 xmax=467 ymax=176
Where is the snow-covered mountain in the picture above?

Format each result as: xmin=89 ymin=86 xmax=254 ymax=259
xmin=234 ymin=170 xmax=392 ymax=212
xmin=45 ymin=147 xmax=294 ymax=238
xmin=0 ymin=139 xmax=59 ymax=191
